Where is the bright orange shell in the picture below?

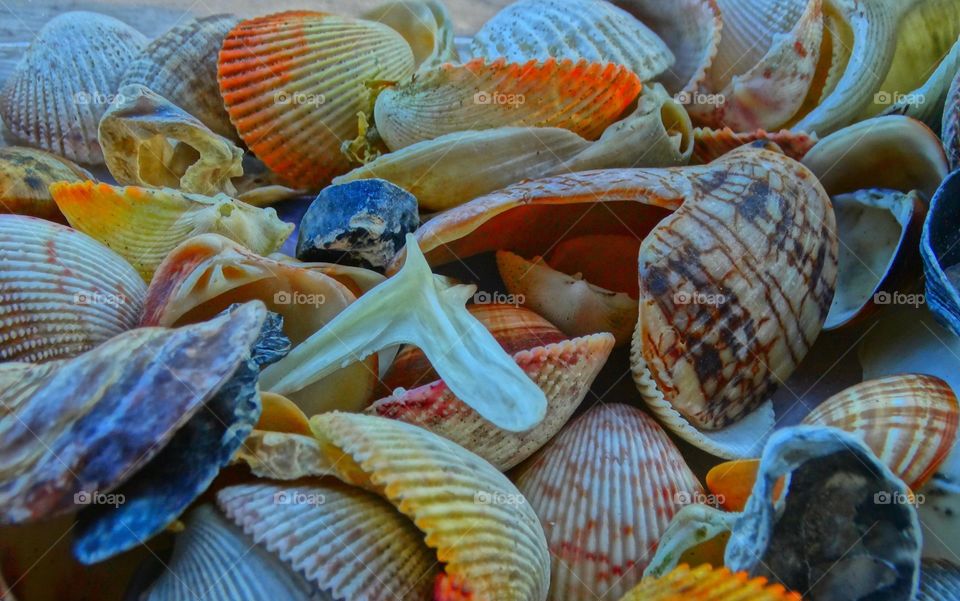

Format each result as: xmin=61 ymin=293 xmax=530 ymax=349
xmin=618 ymin=564 xmax=801 ymax=601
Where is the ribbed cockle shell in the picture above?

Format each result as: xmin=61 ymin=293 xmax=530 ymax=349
xmin=618 ymin=563 xmax=801 ymax=601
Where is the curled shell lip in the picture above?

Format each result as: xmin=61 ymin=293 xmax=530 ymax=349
xmin=922 ymin=169 xmax=960 ymax=336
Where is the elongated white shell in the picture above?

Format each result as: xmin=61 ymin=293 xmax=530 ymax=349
xmin=0 ymin=12 xmax=147 ymax=164
xmin=0 ymin=215 xmax=145 ymax=362
xmin=514 ymin=403 xmax=704 ymax=600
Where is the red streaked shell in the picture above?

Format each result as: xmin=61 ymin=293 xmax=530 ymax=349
xmin=801 ymin=374 xmax=959 ymax=490
xmin=217 ymin=480 xmax=438 ymax=600
xmin=0 ymin=215 xmax=145 ymax=363
xmin=618 ymin=563 xmax=801 ymax=601
xmin=217 ymin=11 xmax=415 ymax=190
xmin=692 ymin=127 xmax=818 ymax=164
xmin=514 ymin=403 xmax=704 ymax=600
xmin=374 ymin=58 xmax=642 ymax=150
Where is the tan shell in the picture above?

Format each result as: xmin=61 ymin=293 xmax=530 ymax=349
xmin=98 ymin=84 xmax=244 ymax=197
xmin=514 ymin=403 xmax=704 ymax=600
xmin=470 ymin=0 xmax=675 ymax=82
xmin=361 ymin=0 xmax=457 ymax=69
xmin=121 ymin=14 xmax=241 ymax=141
xmin=218 ymin=481 xmax=438 ymax=600
xmin=692 ymin=127 xmax=818 ymax=164
xmin=802 ymin=374 xmax=959 ymax=490
xmin=0 ymin=215 xmax=145 ymax=363
xmin=0 ymin=147 xmax=93 ymax=221
xmin=0 ymin=12 xmax=147 ymax=164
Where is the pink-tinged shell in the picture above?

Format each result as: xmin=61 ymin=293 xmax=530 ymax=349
xmin=217 ymin=481 xmax=438 ymax=600
xmin=0 ymin=215 xmax=145 ymax=363
xmin=802 ymin=374 xmax=959 ymax=490
xmin=369 ymin=332 xmax=614 ymax=471
xmin=692 ymin=127 xmax=818 ymax=164
xmin=515 ymin=403 xmax=704 ymax=600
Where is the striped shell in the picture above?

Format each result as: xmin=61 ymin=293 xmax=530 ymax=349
xmin=470 ymin=0 xmax=675 ymax=82
xmin=918 ymin=560 xmax=960 ymax=601
xmin=0 ymin=147 xmax=92 ymax=221
xmin=631 ymin=146 xmax=838 ymax=446
xmin=0 ymin=215 xmax=145 ymax=363
xmin=944 ymin=66 xmax=960 ymax=170
xmin=217 ymin=481 xmax=438 ymax=600
xmin=619 ymin=564 xmax=801 ymax=601
xmin=121 ymin=14 xmax=241 ymax=141
xmin=139 ymin=505 xmax=315 ymax=600
xmin=361 ymin=0 xmax=457 ymax=69
xmin=371 ymin=304 xmax=615 ymax=470
xmin=692 ymin=128 xmax=818 ymax=164
xmin=218 ymin=11 xmax=416 ymax=190
xmin=923 ymin=169 xmax=960 ymax=337
xmin=514 ymin=403 xmax=704 ymax=600
xmin=802 ymin=375 xmax=959 ymax=490
xmin=0 ymin=12 xmax=147 ymax=164
xmin=49 ymin=181 xmax=292 ymax=281
xmin=141 ymin=234 xmax=377 ymax=416
xmin=374 ymin=58 xmax=643 ymax=150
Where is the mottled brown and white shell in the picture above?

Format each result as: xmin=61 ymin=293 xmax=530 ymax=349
xmin=0 ymin=215 xmax=145 ymax=363
xmin=0 ymin=12 xmax=147 ymax=164
xmin=514 ymin=403 xmax=704 ymax=600
xmin=121 ymin=14 xmax=241 ymax=141
xmin=0 ymin=147 xmax=93 ymax=221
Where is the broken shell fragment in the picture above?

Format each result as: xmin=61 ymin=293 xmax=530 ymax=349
xmin=361 ymin=0 xmax=457 ymax=69
xmin=620 ymin=563 xmax=801 ymax=601
xmin=295 ymin=179 xmax=419 ymax=270
xmin=98 ymin=84 xmax=245 ymax=196
xmin=218 ymin=11 xmax=416 ymax=189
xmin=515 ymin=403 xmax=704 ymax=600
xmin=121 ymin=14 xmax=241 ymax=142
xmin=374 ymin=58 xmax=643 ymax=150
xmin=801 ymin=374 xmax=960 ymax=490
xmin=0 ymin=215 xmax=146 ymax=363
xmin=49 ymin=181 xmax=292 ymax=281
xmin=0 ymin=147 xmax=92 ymax=221
xmin=922 ymin=169 xmax=960 ymax=336
xmin=257 ymin=392 xmax=311 ymax=435
xmin=470 ymin=0 xmax=675 ymax=81
xmin=0 ymin=11 xmax=147 ymax=164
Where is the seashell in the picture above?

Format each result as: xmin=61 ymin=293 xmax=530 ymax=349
xmin=374 ymin=58 xmax=643 ymax=150
xmin=723 ymin=426 xmax=923 ymax=600
xmin=922 ymin=169 xmax=960 ymax=336
xmin=218 ymin=11 xmax=416 ymax=190
xmin=945 ymin=67 xmax=960 ymax=170
xmin=371 ymin=304 xmax=614 ymax=470
xmin=470 ymin=0 xmax=675 ymax=82
xmin=514 ymin=403 xmax=704 ymax=600
xmin=620 ymin=563 xmax=801 ymax=601
xmin=337 ymin=82 xmax=693 ymax=211
xmin=0 ymin=302 xmax=267 ymax=526
xmin=612 ymin=0 xmax=722 ymax=94
xmin=120 ymin=14 xmax=241 ymax=142
xmin=825 ymin=188 xmax=926 ymax=329
xmin=217 ymin=480 xmax=438 ymax=599
xmin=296 ymin=179 xmax=419 ymax=271
xmin=685 ymin=0 xmax=825 ymax=132
xmin=257 ymin=392 xmax=311 ymax=435
xmin=98 ymin=84 xmax=244 ymax=197
xmin=0 ymin=215 xmax=146 ymax=363
xmin=801 ymin=375 xmax=960 ymax=491
xmin=261 ymin=235 xmax=549 ymax=432
xmin=232 ymin=154 xmax=304 ymax=207
xmin=361 ymin=0 xmax=457 ymax=69
xmin=918 ymin=559 xmax=960 ymax=600
xmin=0 ymin=12 xmax=147 ymax=164
xmin=802 ymin=115 xmax=949 ymax=200
xmin=49 ymin=181 xmax=293 ymax=281
xmin=0 ymin=147 xmax=92 ymax=221
xmin=692 ymin=127 xmax=818 ymax=164
xmin=141 ymin=234 xmax=377 ymax=416
xmin=496 ymin=251 xmax=637 ymax=345
xmin=138 ymin=505 xmax=316 ymax=600
xmin=644 ymin=504 xmax=739 ymax=578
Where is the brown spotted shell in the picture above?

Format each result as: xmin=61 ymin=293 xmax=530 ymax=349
xmin=0 ymin=147 xmax=93 ymax=221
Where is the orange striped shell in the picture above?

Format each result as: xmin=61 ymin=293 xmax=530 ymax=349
xmin=217 ymin=11 xmax=415 ymax=190
xmin=618 ymin=564 xmax=801 ymax=601
xmin=802 ymin=374 xmax=959 ymax=490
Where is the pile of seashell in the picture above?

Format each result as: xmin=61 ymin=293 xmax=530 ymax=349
xmin=2 ymin=0 xmax=960 ymax=599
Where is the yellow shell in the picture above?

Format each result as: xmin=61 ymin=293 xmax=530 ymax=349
xmin=0 ymin=12 xmax=147 ymax=164
xmin=0 ymin=147 xmax=92 ymax=221
xmin=0 ymin=215 xmax=145 ymax=362
xmin=48 ymin=181 xmax=292 ymax=281
xmin=618 ymin=564 xmax=801 ymax=601
xmin=121 ymin=14 xmax=240 ymax=141
xmin=217 ymin=11 xmax=416 ymax=190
